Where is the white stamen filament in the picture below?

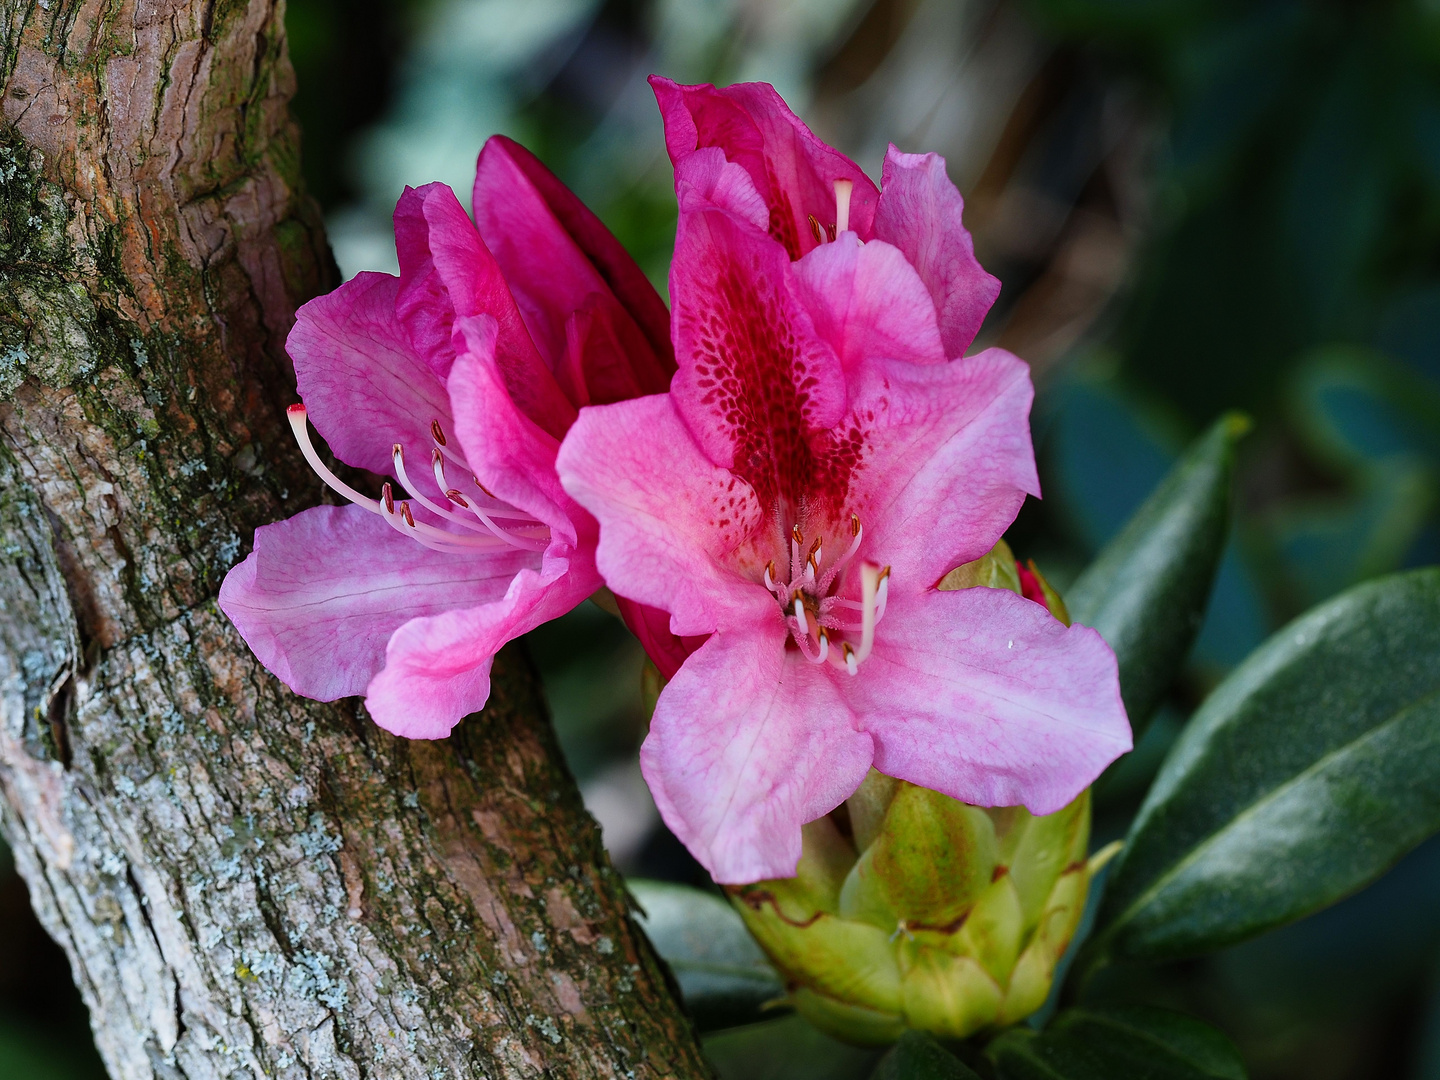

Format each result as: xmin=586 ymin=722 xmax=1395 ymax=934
xmin=834 ymin=179 xmax=853 ymax=234
xmin=393 ymin=444 xmax=488 ymax=533
xmin=288 ymin=404 xmax=546 ymax=553
xmin=817 ymin=515 xmax=862 ymax=593
xmin=766 ymin=512 xmax=891 ymax=676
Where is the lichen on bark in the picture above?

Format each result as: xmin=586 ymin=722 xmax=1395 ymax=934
xmin=0 ymin=2 xmax=709 ymax=1078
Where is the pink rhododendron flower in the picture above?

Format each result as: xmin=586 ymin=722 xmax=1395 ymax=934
xmin=557 ymin=79 xmax=1131 ymax=884
xmin=220 ymin=137 xmax=673 ymax=738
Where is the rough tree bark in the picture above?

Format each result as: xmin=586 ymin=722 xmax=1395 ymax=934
xmin=0 ymin=3 xmax=711 ymax=1078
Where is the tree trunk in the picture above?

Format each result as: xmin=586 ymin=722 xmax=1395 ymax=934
xmin=0 ymin=3 xmax=710 ymax=1078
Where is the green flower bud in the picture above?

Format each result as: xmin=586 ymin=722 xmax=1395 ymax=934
xmin=729 ymin=781 xmax=1109 ymax=1044
xmin=726 ymin=542 xmax=1113 ymax=1044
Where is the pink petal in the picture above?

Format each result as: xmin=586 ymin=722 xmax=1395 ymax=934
xmin=218 ymin=505 xmax=536 ymax=703
xmin=393 ymin=183 xmax=575 ymax=438
xmin=365 ymin=557 xmax=599 ymax=739
xmin=651 ymin=76 xmax=879 ymax=260
xmin=673 ymin=145 xmax=771 ymax=232
xmin=556 ymin=293 xmax=665 ymax=408
xmin=642 ymin=628 xmax=874 ymax=883
xmin=849 ymin=586 xmax=1130 ymax=816
xmin=288 ymin=272 xmax=452 ymax=476
xmin=556 ymin=394 xmax=772 ymax=637
xmin=614 ymin=594 xmax=708 ymax=681
xmin=670 ymin=202 xmax=847 ymax=496
xmin=850 ymin=350 xmax=1040 ymax=589
xmin=874 ymin=146 xmax=1001 ymax=358
xmin=446 ymin=315 xmax=579 ymax=542
xmin=473 ymin=136 xmax=674 ymax=390
xmin=790 ymin=236 xmax=946 ymax=371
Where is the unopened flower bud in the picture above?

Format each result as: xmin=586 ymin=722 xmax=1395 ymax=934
xmin=729 ymin=780 xmax=1109 ymax=1043
xmin=726 ymin=544 xmax=1112 ymax=1043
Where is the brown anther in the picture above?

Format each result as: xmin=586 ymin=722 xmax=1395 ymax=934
xmin=851 ymin=513 xmax=861 ymax=536
xmin=791 ymin=523 xmax=804 ymax=545
xmin=431 ymin=419 xmax=447 ymax=446
xmin=381 ymin=482 xmax=395 ymax=515
xmin=879 ymin=565 xmax=892 ymax=582
xmin=400 ymin=501 xmax=416 ymax=528
xmin=807 ymin=552 xmax=820 ymax=576
xmin=808 ymin=214 xmax=825 ymax=245
xmin=446 ymin=489 xmax=470 ymax=508
xmin=765 ymin=559 xmax=776 ymax=581
xmin=817 ymin=627 xmax=829 ymax=644
xmin=825 ymin=222 xmax=837 ymax=242
xmin=392 ymin=442 xmax=403 ymax=461
xmin=473 ymin=475 xmax=496 ymax=498
xmin=842 ymin=642 xmax=855 ymax=660
xmin=432 ymin=448 xmax=443 ymax=466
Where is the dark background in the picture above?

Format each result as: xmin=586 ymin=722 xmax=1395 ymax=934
xmin=5 ymin=0 xmax=1440 ymax=1076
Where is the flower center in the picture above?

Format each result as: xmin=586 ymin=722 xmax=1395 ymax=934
xmin=286 ymin=404 xmax=549 ymax=554
xmin=761 ymin=513 xmax=890 ymax=676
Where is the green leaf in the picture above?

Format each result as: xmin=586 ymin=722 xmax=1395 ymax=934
xmin=703 ymin=1015 xmax=881 ymax=1080
xmin=871 ymin=1032 xmax=981 ymax=1080
xmin=1090 ymin=568 xmax=1440 ymax=962
xmin=987 ymin=1006 xmax=1246 ymax=1080
xmin=1066 ymin=412 xmax=1249 ymax=735
xmin=629 ymin=878 xmax=785 ymax=1031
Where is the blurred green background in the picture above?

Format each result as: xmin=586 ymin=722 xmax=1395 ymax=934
xmin=6 ymin=0 xmax=1440 ymax=1076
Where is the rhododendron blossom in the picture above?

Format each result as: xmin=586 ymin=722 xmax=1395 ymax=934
xmin=220 ymin=137 xmax=673 ymax=737
xmin=557 ymin=79 xmax=1131 ymax=884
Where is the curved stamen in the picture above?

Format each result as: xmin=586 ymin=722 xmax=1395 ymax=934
xmin=393 ymin=444 xmax=489 ymax=533
xmin=289 ymin=405 xmax=529 ymax=553
xmin=460 ymin=500 xmax=548 ymax=551
xmin=818 ymin=515 xmax=863 ymax=593
xmin=429 ymin=419 xmax=476 ymax=476
xmin=793 ymin=596 xmax=810 ymax=637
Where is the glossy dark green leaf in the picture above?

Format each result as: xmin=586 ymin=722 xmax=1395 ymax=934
xmin=1066 ymin=412 xmax=1249 ymax=734
xmin=871 ymin=1032 xmax=980 ymax=1080
xmin=1091 ymin=568 xmax=1440 ymax=962
xmin=629 ymin=878 xmax=785 ymax=1032
xmin=988 ymin=1006 xmax=1246 ymax=1080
